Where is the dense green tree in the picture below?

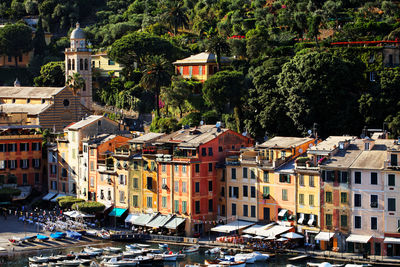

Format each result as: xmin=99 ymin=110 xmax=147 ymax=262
xmin=161 ymin=0 xmax=189 ymax=35
xmin=67 ymin=72 xmax=85 ymax=96
xmin=0 ymin=23 xmax=32 ymax=67
xmin=206 ymin=35 xmax=230 ymax=71
xmin=278 ymin=51 xmax=363 ymax=137
xmin=33 ymin=17 xmax=47 ymax=56
xmin=307 ymin=13 xmax=322 ymax=47
xmin=161 ymin=76 xmax=192 ymax=118
xmin=140 ymin=55 xmax=173 ymax=117
xmin=34 ymin=61 xmax=65 ymax=87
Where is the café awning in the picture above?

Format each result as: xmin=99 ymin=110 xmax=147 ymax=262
xmin=42 ymin=192 xmax=56 ymax=201
xmin=164 ymin=217 xmax=186 ymax=229
xmin=243 ymin=224 xmax=269 ymax=235
xmin=132 ymin=213 xmax=158 ymax=226
xmin=346 ymin=234 xmax=372 ymax=244
xmin=315 ymin=232 xmax=335 ymax=241
xmin=297 ymin=213 xmax=304 ymax=224
xmin=147 ymin=214 xmax=173 ymax=228
xmin=108 ymin=208 xmax=127 ymax=217
xmin=257 ymin=225 xmax=293 ymax=238
xmin=278 ymin=209 xmax=288 ymax=217
xmin=384 ymin=237 xmax=400 ymax=244
xmin=211 ymin=220 xmax=254 ymax=233
xmin=125 ymin=214 xmax=140 ymax=223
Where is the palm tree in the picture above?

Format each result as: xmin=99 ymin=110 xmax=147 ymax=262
xmin=161 ymin=0 xmax=189 ymax=35
xmin=66 ymin=72 xmax=85 ymax=96
xmin=140 ymin=55 xmax=172 ymax=117
xmin=206 ymin=35 xmax=231 ymax=71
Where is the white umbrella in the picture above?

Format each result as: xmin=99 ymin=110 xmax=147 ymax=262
xmin=252 ymin=236 xmax=265 ymax=240
xmin=276 ymin=237 xmax=288 ymax=242
xmin=281 ymin=232 xmax=304 ymax=239
xmin=265 ymin=236 xmax=275 ymax=240
xmin=241 ymin=234 xmax=253 ymax=238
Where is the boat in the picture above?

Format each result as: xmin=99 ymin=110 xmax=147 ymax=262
xmin=307 ymin=263 xmax=344 ymax=267
xmin=250 ymin=251 xmax=269 ymax=261
xmin=103 ymin=247 xmax=122 ymax=253
xmin=183 ymin=245 xmax=200 ymax=253
xmin=84 ymin=247 xmax=104 ymax=254
xmin=101 ymin=255 xmax=123 ymax=261
xmin=176 ymin=253 xmax=186 ymax=260
xmin=101 ymin=257 xmax=138 ymax=267
xmin=21 ymin=235 xmax=36 ymax=242
xmin=125 ymin=244 xmax=137 ymax=250
xmin=36 ymin=235 xmax=49 ymax=242
xmin=205 ymin=247 xmax=221 ymax=254
xmin=134 ymin=255 xmax=154 ymax=265
xmin=122 ymin=250 xmax=143 ymax=258
xmin=161 ymin=253 xmax=178 ymax=261
xmin=135 ymin=243 xmax=150 ymax=248
xmin=29 ymin=256 xmax=50 ymax=263
xmin=66 ymin=230 xmax=82 ymax=240
xmin=98 ymin=230 xmax=111 ymax=239
xmin=234 ymin=253 xmax=256 ymax=264
xmin=59 ymin=259 xmax=82 ymax=266
xmin=85 ymin=230 xmax=98 ymax=237
xmin=205 ymin=259 xmax=246 ymax=267
xmin=50 ymin=232 xmax=65 ymax=240
xmin=8 ymin=238 xmax=22 ymax=246
xmin=158 ymin=243 xmax=168 ymax=249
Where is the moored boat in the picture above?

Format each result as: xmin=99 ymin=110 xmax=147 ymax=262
xmin=205 ymin=247 xmax=221 ymax=254
xmin=103 ymin=247 xmax=122 ymax=253
xmin=36 ymin=234 xmax=49 ymax=241
xmin=101 ymin=257 xmax=138 ymax=267
xmin=29 ymin=256 xmax=49 ymax=263
xmin=158 ymin=243 xmax=168 ymax=249
xmin=183 ymin=245 xmax=200 ymax=253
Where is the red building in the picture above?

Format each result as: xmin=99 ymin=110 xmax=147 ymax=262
xmin=0 ymin=125 xmax=43 ymax=190
xmin=155 ymin=125 xmax=253 ymax=236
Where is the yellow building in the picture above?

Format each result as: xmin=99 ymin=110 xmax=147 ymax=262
xmin=225 ymin=149 xmax=259 ymax=222
xmin=257 ymin=137 xmax=315 ymax=223
xmin=295 ymin=136 xmax=354 ymax=247
xmin=142 ymin=155 xmax=158 ymax=212
xmin=92 ymin=52 xmax=124 ymax=78
xmin=114 ymin=143 xmax=131 ymax=210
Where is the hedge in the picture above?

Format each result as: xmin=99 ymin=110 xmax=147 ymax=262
xmin=57 ymin=196 xmax=85 ymax=209
xmin=72 ymin=201 xmax=105 ymax=214
xmin=0 ymin=188 xmax=21 ymax=202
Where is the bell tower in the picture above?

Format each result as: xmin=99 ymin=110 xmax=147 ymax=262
xmin=65 ymin=22 xmax=92 ymax=109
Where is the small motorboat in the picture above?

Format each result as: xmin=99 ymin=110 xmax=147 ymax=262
xmin=205 ymin=259 xmax=246 ymax=267
xmin=307 ymin=263 xmax=344 ymax=267
xmin=205 ymin=247 xmax=221 ymax=254
xmin=103 ymin=247 xmax=122 ymax=253
xmin=122 ymin=250 xmax=143 ymax=258
xmin=176 ymin=253 xmax=186 ymax=260
xmin=125 ymin=244 xmax=137 ymax=250
xmin=101 ymin=254 xmax=122 ymax=261
xmin=66 ymin=230 xmax=82 ymax=240
xmin=21 ymin=235 xmax=36 ymax=242
xmin=85 ymin=230 xmax=98 ymax=237
xmin=183 ymin=245 xmax=200 ymax=253
xmin=29 ymin=256 xmax=49 ymax=263
xmin=36 ymin=234 xmax=49 ymax=241
xmin=8 ymin=238 xmax=22 ymax=246
xmin=161 ymin=253 xmax=178 ymax=261
xmin=50 ymin=232 xmax=65 ymax=240
xmin=158 ymin=243 xmax=168 ymax=249
xmin=60 ymin=259 xmax=82 ymax=266
xmin=135 ymin=243 xmax=150 ymax=248
xmin=84 ymin=247 xmax=104 ymax=254
xmin=234 ymin=253 xmax=256 ymax=264
xmin=98 ymin=230 xmax=111 ymax=239
xmin=134 ymin=255 xmax=154 ymax=265
xmin=102 ymin=257 xmax=138 ymax=267
xmin=250 ymin=251 xmax=269 ymax=261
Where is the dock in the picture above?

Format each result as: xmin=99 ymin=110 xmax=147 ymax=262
xmin=289 ymin=254 xmax=310 ymax=261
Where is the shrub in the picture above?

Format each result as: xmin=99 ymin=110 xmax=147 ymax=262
xmin=179 ymin=112 xmax=201 ymax=127
xmin=57 ymin=196 xmax=85 ymax=209
xmin=0 ymin=188 xmax=21 ymax=202
xmin=72 ymin=201 xmax=105 ymax=214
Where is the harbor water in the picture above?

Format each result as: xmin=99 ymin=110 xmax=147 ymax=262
xmin=2 ymin=242 xmax=386 ymax=266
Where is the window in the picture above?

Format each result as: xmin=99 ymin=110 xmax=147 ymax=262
xmin=389 ymin=174 xmax=395 ymax=186
xmin=355 ymin=216 xmax=361 ymax=228
xmin=189 ymin=66 xmax=192 ymax=76
xmin=182 ymin=182 xmax=187 ymax=193
xmin=7 ymin=56 xmax=11 ymax=62
xmin=308 ymin=175 xmax=315 ymax=187
xmin=119 ymin=174 xmax=125 ymax=185
xmin=369 ymin=71 xmax=376 ymax=82
xmin=208 ymin=147 xmax=213 ymax=156
xmin=208 ymin=180 xmax=212 ymax=192
xmin=221 ymin=186 xmax=225 ymax=197
xmin=34 ymin=173 xmax=40 ymax=184
xmin=355 ymin=171 xmax=361 ymax=184
xmin=243 ymin=185 xmax=248 ymax=197
xmin=195 ymin=201 xmax=200 ymax=214
xmin=90 ymin=149 xmax=94 ymax=156
xmin=326 ymin=214 xmax=332 ymax=227
xmin=195 ymin=182 xmax=200 ymax=193
xmin=119 ymin=191 xmax=125 ymax=203
xmin=9 ymin=160 xmax=17 ymax=169
xmin=0 ymin=160 xmax=5 ymax=170
xmin=161 ymin=197 xmax=167 ymax=208
xmin=133 ymin=178 xmax=138 ymax=188
xmin=8 ymin=143 xmax=16 ymax=152
xmin=299 ymin=194 xmax=304 ymax=205
xmin=63 ymin=99 xmax=70 ymax=107
xmin=251 ymin=205 xmax=256 ymax=218
xmin=340 ymin=172 xmax=348 ymax=183
xmin=309 ymin=195 xmax=314 ymax=206
xmin=51 ymin=181 xmax=57 ymax=190
xmin=325 ymin=192 xmax=332 ymax=203
xmin=162 ymin=178 xmax=167 ymax=187
xmin=174 ymin=200 xmax=179 ymax=213
xmin=208 ymin=199 xmax=213 ymax=212
xmin=21 ymin=159 xmax=28 ymax=169
xmin=371 ymin=172 xmax=378 ymax=185
xmin=341 ymin=215 xmax=347 ymax=228
xmin=182 ymin=201 xmax=187 ymax=213
xmin=62 ymin=183 xmax=66 ymax=193
xmin=195 ymin=164 xmax=200 ymax=173
xmin=263 ymin=171 xmax=269 ymax=182
xmin=221 ymin=205 xmax=226 ymax=216
xmin=340 ymin=192 xmax=347 ymax=204
xmin=90 ymin=161 xmax=94 ymax=171
xmin=231 ymin=168 xmax=236 ymax=179
xmin=182 ymin=165 xmax=187 ymax=173
xmin=108 ymin=60 xmax=115 ymax=65
xmin=133 ymin=161 xmax=138 ymax=170
xmin=162 ymin=164 xmax=166 ymax=172
xmin=199 ymin=65 xmax=203 ymax=75
xmin=279 ymin=174 xmax=290 ymax=183
xmin=72 ymin=59 xmax=75 ymax=70
xmin=370 ymin=195 xmax=378 ymax=208
xmin=243 ymin=167 xmax=248 ymax=178
xmin=151 ymin=161 xmax=156 ymax=171
xmin=201 ymin=148 xmax=206 ymax=156
xmin=391 ymin=154 xmax=398 ymax=166
xmin=175 ymin=181 xmax=179 ymax=192
xmin=146 ymin=177 xmax=152 ymax=190
xmin=0 ymin=144 xmax=5 ymax=152
xmin=250 ymin=169 xmax=256 ymax=179
xmin=388 ymin=198 xmax=396 ymax=211
xmin=354 ymin=194 xmax=361 ymax=207
xmin=250 ymin=186 xmax=256 ymax=198
xmin=243 ymin=205 xmax=248 ymax=217
xmin=232 ymin=187 xmax=239 ymax=198
xmin=218 ymin=146 xmax=223 ymax=152
xmin=51 ymin=165 xmax=57 ymax=174
xmin=62 ymin=168 xmax=67 ymax=177
xmin=371 ymin=217 xmax=377 ymax=230
xmin=282 ymin=189 xmax=288 ymax=201
xmin=299 ymin=175 xmax=304 ymax=186
xmin=208 ymin=163 xmax=213 ymax=172
xmin=132 ymin=196 xmax=138 ymax=207
xmin=90 ymin=176 xmax=94 ymax=187
xmin=174 ymin=164 xmax=178 ymax=172
xmin=84 ymin=59 xmax=88 ymax=70
xmin=232 ymin=203 xmax=236 ymax=216
xmin=147 ymin=196 xmax=152 ymax=208
xmin=20 ymin=143 xmax=28 ymax=151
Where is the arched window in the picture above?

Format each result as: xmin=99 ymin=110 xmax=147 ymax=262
xmin=84 ymin=59 xmax=88 ymax=70
xmin=72 ymin=59 xmax=75 ymax=70
xmin=67 ymin=59 xmax=71 ymax=70
xmin=80 ymin=59 xmax=83 ymax=70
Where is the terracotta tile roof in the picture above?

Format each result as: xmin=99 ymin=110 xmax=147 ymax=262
xmin=173 ymin=52 xmax=231 ymax=65
xmin=258 ymin=136 xmax=314 ymax=149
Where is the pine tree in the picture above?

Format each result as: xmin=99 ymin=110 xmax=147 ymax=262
xmin=32 ymin=17 xmax=46 ymax=56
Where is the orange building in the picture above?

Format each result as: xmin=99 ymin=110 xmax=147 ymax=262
xmin=155 ymin=125 xmax=253 ymax=236
xmin=0 ymin=125 xmax=43 ymax=189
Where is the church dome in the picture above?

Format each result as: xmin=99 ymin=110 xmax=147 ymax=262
xmin=71 ymin=22 xmax=85 ymax=39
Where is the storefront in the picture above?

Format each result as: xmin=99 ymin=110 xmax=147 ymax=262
xmin=346 ymin=234 xmax=372 ymax=255
xmin=384 ymin=237 xmax=400 ymax=256
xmin=315 ymin=231 xmax=335 ymax=250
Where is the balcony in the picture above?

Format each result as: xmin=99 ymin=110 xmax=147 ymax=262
xmin=226 ymin=156 xmax=240 ymax=166
xmin=385 ymin=160 xmax=400 ymax=170
xmin=173 ymin=149 xmax=197 ymax=158
xmin=65 ymin=47 xmax=92 ymax=52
